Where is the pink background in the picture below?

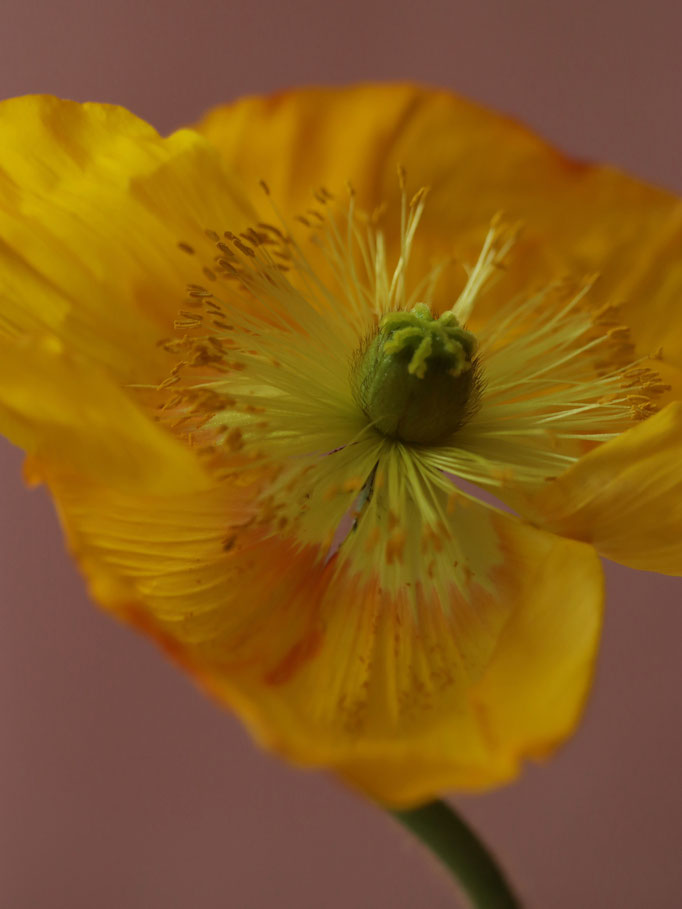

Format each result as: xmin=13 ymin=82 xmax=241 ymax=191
xmin=1 ymin=1 xmax=681 ymax=906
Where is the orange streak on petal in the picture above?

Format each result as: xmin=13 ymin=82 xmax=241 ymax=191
xmin=266 ymin=626 xmax=325 ymax=686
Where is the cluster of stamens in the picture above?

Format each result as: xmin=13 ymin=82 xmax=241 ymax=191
xmin=144 ymin=182 xmax=670 ymax=600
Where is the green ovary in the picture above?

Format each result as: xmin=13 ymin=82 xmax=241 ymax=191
xmin=353 ymin=303 xmax=479 ymax=445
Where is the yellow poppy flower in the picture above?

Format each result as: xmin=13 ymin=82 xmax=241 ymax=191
xmin=0 ymin=84 xmax=680 ymax=808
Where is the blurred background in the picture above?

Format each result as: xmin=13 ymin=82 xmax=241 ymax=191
xmin=1 ymin=1 xmax=681 ymax=906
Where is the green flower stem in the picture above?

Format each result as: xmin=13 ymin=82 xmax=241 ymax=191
xmin=391 ymin=800 xmax=522 ymax=909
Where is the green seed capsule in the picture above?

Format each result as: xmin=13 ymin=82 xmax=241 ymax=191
xmin=352 ymin=303 xmax=479 ymax=445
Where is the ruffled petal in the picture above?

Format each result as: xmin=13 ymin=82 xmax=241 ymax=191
xmin=530 ymin=402 xmax=682 ymax=575
xmin=338 ymin=523 xmax=603 ymax=804
xmin=196 ymin=83 xmax=682 ymax=397
xmin=0 ymin=94 xmax=253 ymax=386
xmin=0 ymin=334 xmax=209 ymax=493
xmin=44 ymin=468 xmax=603 ymax=806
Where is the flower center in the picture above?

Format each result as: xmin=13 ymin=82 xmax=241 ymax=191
xmin=157 ymin=179 xmax=670 ymax=560
xmin=352 ymin=303 xmax=479 ymax=444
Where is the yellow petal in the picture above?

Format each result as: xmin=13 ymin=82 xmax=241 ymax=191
xmin=330 ymin=516 xmax=603 ymax=805
xmin=44 ymin=468 xmax=603 ymax=806
xmin=196 ymin=84 xmax=682 ymax=397
xmin=196 ymin=84 xmax=437 ymax=212
xmin=0 ymin=334 xmax=209 ymax=493
xmin=530 ymin=402 xmax=682 ymax=575
xmin=0 ymin=94 xmax=253 ymax=385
